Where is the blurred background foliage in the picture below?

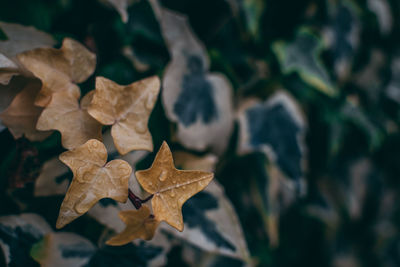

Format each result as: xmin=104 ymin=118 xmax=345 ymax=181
xmin=1 ymin=0 xmax=400 ymax=266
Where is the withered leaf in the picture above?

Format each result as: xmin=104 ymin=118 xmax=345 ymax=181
xmin=106 ymin=206 xmax=159 ymax=246
xmin=36 ymin=91 xmax=102 ymax=150
xmin=0 ymin=79 xmax=51 ymax=141
xmin=88 ymin=76 xmax=160 ymax=155
xmin=136 ymin=141 xmax=214 ymax=231
xmin=56 ymin=139 xmax=132 ymax=229
xmin=17 ymin=38 xmax=96 ymax=107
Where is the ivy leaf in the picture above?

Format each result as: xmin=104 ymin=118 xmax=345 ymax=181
xmin=242 ymin=0 xmax=265 ymax=38
xmin=99 ymin=0 xmax=131 ymax=23
xmin=136 ymin=141 xmax=214 ymax=231
xmin=0 ymin=76 xmax=26 ymax=131
xmin=149 ymin=1 xmax=234 ymax=154
xmin=238 ymin=91 xmax=306 ymax=181
xmin=106 ymin=206 xmax=159 ymax=246
xmin=30 ymin=232 xmax=95 ymax=267
xmin=34 ymin=157 xmax=71 ymax=197
xmin=323 ymin=1 xmax=360 ymax=81
xmin=17 ymin=38 xmax=96 ymax=107
xmin=88 ymin=76 xmax=160 ymax=155
xmin=0 ymin=78 xmax=51 ymax=141
xmin=367 ymin=0 xmax=392 ymax=35
xmin=56 ymin=139 xmax=132 ymax=229
xmin=167 ymin=152 xmax=250 ymax=261
xmin=386 ymin=56 xmax=400 ymax=104
xmin=0 ymin=54 xmax=19 ymax=85
xmin=273 ymin=29 xmax=337 ymax=96
xmin=36 ymin=90 xmax=103 ymax=150
xmin=0 ymin=22 xmax=55 ymax=85
xmin=0 ymin=213 xmax=52 ymax=266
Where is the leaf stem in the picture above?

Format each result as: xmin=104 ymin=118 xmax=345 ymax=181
xmin=128 ymin=189 xmax=153 ymax=209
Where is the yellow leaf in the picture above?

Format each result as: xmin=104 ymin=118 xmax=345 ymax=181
xmin=106 ymin=206 xmax=159 ymax=246
xmin=0 ymin=78 xmax=51 ymax=141
xmin=36 ymin=91 xmax=102 ymax=150
xmin=56 ymin=139 xmax=132 ymax=229
xmin=136 ymin=141 xmax=214 ymax=231
xmin=88 ymin=76 xmax=160 ymax=155
xmin=17 ymin=38 xmax=96 ymax=107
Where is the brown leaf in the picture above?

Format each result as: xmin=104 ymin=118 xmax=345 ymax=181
xmin=17 ymin=38 xmax=96 ymax=107
xmin=136 ymin=141 xmax=214 ymax=231
xmin=106 ymin=206 xmax=159 ymax=246
xmin=36 ymin=91 xmax=102 ymax=149
xmin=88 ymin=76 xmax=160 ymax=155
xmin=56 ymin=139 xmax=132 ymax=229
xmin=0 ymin=79 xmax=51 ymax=141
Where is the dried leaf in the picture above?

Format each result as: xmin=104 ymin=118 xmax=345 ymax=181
xmin=136 ymin=141 xmax=214 ymax=231
xmin=88 ymin=76 xmax=160 ymax=155
xmin=106 ymin=206 xmax=159 ymax=246
xmin=33 ymin=130 xmax=149 ymax=199
xmin=56 ymin=139 xmax=132 ymax=229
xmin=149 ymin=1 xmax=234 ymax=154
xmin=37 ymin=90 xmax=102 ymax=149
xmin=0 ymin=22 xmax=55 ymax=85
xmin=0 ymin=79 xmax=51 ymax=141
xmin=17 ymin=38 xmax=96 ymax=107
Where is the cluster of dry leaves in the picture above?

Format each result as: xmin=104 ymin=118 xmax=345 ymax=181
xmin=0 ymin=22 xmax=214 ymax=246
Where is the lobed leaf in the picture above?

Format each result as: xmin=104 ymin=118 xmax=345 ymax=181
xmin=0 ymin=22 xmax=55 ymax=85
xmin=36 ymin=90 xmax=102 ymax=150
xmin=273 ymin=29 xmax=337 ymax=96
xmin=136 ymin=141 xmax=214 ymax=231
xmin=17 ymin=38 xmax=96 ymax=107
xmin=149 ymin=1 xmax=234 ymax=154
xmin=88 ymin=76 xmax=160 ymax=155
xmin=56 ymin=139 xmax=132 ymax=229
xmin=106 ymin=206 xmax=159 ymax=246
xmin=0 ymin=78 xmax=51 ymax=141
